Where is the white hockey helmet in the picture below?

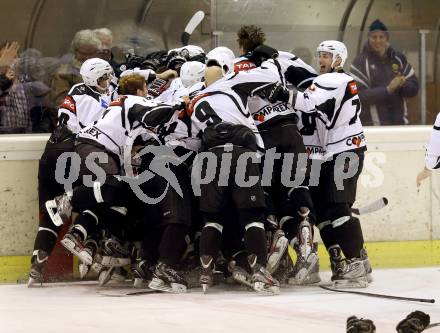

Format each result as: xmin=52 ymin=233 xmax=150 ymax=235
xmin=206 ymin=51 xmax=234 ymax=76
xmin=207 ymin=46 xmax=235 ymax=62
xmin=316 ymin=40 xmax=348 ymax=68
xmin=80 ymin=58 xmax=113 ymax=87
xmin=180 ymin=61 xmax=206 ymax=88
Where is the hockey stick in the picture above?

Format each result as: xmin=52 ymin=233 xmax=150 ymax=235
xmin=427 ymin=323 xmax=440 ymax=330
xmin=181 ymin=10 xmax=205 ymax=46
xmin=351 ymin=197 xmax=388 ymax=215
xmin=320 ymin=285 xmax=435 ymax=303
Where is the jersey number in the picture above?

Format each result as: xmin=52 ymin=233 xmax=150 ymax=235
xmin=349 ymin=99 xmax=361 ymax=125
xmin=195 ymin=101 xmax=221 ymax=126
xmin=299 ymin=113 xmax=317 ymax=136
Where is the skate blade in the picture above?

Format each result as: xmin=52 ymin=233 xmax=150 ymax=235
xmin=148 ymin=278 xmax=187 ymax=293
xmin=60 ymin=238 xmax=93 ymax=265
xmin=332 ymin=277 xmax=368 ymax=289
xmin=98 ymin=267 xmax=115 ymax=286
xmin=27 ymin=277 xmax=42 ymax=288
xmin=366 ymin=273 xmax=373 ymax=283
xmin=253 ymin=282 xmax=280 ymax=295
xmin=288 ymin=255 xmax=320 ymax=285
xmin=99 ymin=256 xmax=130 ymax=267
xmin=232 ymin=271 xmax=253 ymax=289
xmin=133 ymin=278 xmax=149 ymax=289
xmin=78 ymin=263 xmax=90 ymax=279
xmin=45 ymin=200 xmax=63 ymax=226
xmin=267 ymin=236 xmax=289 ymax=274
xmin=202 ymin=283 xmax=208 ymax=293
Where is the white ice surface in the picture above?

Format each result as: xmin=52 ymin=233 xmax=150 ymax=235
xmin=0 ymin=268 xmax=439 ymax=333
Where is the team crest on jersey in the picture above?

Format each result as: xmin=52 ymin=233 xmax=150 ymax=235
xmin=61 ymin=96 xmax=76 ymax=114
xmin=100 ymin=98 xmax=109 ymax=109
xmin=110 ymin=96 xmax=126 ymax=107
xmin=348 ymin=81 xmax=358 ymax=95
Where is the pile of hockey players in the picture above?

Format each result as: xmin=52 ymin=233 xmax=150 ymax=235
xmin=28 ymin=30 xmax=372 ymax=296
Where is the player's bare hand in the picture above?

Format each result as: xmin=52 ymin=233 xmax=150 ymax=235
xmin=157 ymin=69 xmax=178 ymax=80
xmin=416 ymin=167 xmax=431 ymax=188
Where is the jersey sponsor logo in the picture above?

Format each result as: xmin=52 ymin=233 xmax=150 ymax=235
xmin=306 ymin=146 xmax=324 ymax=155
xmin=84 ymin=126 xmax=103 ymax=139
xmin=234 ymin=60 xmax=256 ymax=72
xmin=61 ymin=96 xmax=76 ymax=114
xmin=253 ymin=102 xmax=289 ymax=121
xmin=348 ymin=81 xmax=358 ymax=95
xmin=346 ymin=133 xmax=365 ymax=147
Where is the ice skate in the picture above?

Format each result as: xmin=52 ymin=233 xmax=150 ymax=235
xmin=78 ymin=239 xmax=98 ymax=279
xmin=360 ymin=248 xmax=373 ymax=283
xmin=45 ymin=191 xmax=73 ymax=226
xmin=248 ymin=254 xmax=280 ymax=295
xmin=132 ymin=259 xmax=153 ymax=288
xmin=148 ymin=262 xmax=187 ymax=293
xmin=266 ymin=229 xmax=288 ymax=274
xmin=228 ymin=260 xmax=253 ymax=289
xmin=27 ymin=250 xmax=48 ymax=287
xmin=329 ymin=245 xmax=368 ymax=289
xmin=288 ymin=241 xmax=321 ymax=285
xmin=98 ymin=238 xmax=130 ymax=267
xmin=61 ymin=233 xmax=93 ymax=265
xmin=199 ymin=255 xmax=214 ymax=293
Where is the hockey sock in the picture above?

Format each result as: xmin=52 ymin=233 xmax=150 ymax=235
xmin=33 ymin=212 xmax=61 ymax=255
xmin=332 ymin=217 xmax=364 ymax=259
xmin=319 ymin=223 xmax=338 ymax=250
xmin=159 ymin=224 xmax=189 ymax=267
xmin=199 ymin=213 xmax=223 ymax=261
xmin=72 ymin=210 xmax=99 ymax=241
xmin=244 ymin=225 xmax=267 ymax=266
xmin=280 ymin=216 xmax=300 ymax=241
xmin=71 ymin=177 xmax=128 ymax=211
xmin=239 ymin=208 xmax=267 ymax=266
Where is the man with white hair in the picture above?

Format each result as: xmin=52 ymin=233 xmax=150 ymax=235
xmin=49 ymin=29 xmax=102 ymax=127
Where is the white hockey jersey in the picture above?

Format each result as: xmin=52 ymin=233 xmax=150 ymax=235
xmin=154 ymin=78 xmax=188 ymax=104
xmin=58 ymin=83 xmax=111 ymax=134
xmin=78 ymin=95 xmax=181 ymax=166
xmin=425 ymin=113 xmax=440 ymax=169
xmin=295 ymin=71 xmax=366 ymax=160
xmin=189 ymin=63 xmax=283 ymax=152
xmin=248 ymin=51 xmax=317 ymax=126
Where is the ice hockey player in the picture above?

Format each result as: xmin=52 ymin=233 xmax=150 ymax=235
xmin=28 ymin=58 xmax=114 ymax=287
xmin=416 ymin=111 xmax=440 ymax=187
xmin=46 ymin=73 xmax=194 ymax=293
xmin=191 ymin=56 xmax=291 ymax=295
xmin=234 ymin=25 xmax=265 ymax=72
xmin=267 ymin=40 xmax=372 ymax=287
xmin=294 ymin=40 xmax=372 ymax=287
xmin=244 ymin=44 xmax=321 ymax=285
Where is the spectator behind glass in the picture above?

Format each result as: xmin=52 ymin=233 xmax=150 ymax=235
xmin=350 ymin=19 xmax=419 ymax=125
xmin=0 ymin=42 xmax=51 ymax=133
xmin=94 ymin=28 xmax=113 ymax=62
xmin=48 ymin=29 xmax=102 ymax=129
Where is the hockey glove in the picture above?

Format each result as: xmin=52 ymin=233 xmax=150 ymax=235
xmin=147 ymin=78 xmax=170 ymax=97
xmin=264 ymin=83 xmax=296 ymax=106
xmin=248 ymin=44 xmax=279 ymax=67
xmin=347 ymin=316 xmax=376 ymax=333
xmin=396 ymin=311 xmax=430 ymax=333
